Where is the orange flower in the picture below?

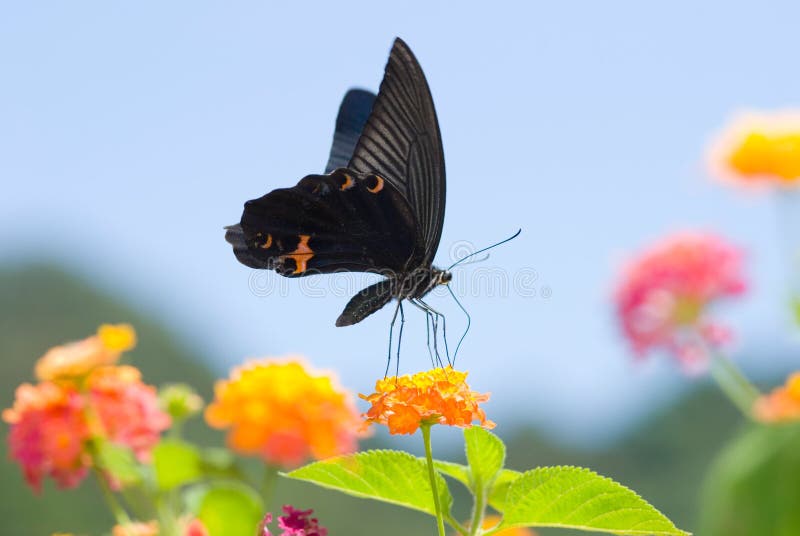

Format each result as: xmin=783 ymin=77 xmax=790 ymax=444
xmin=2 ymin=382 xmax=92 ymax=492
xmin=361 ymin=367 xmax=494 ymax=435
xmin=754 ymin=372 xmax=800 ymax=423
xmin=479 ymin=515 xmax=536 ymax=536
xmin=35 ymin=324 xmax=137 ymax=381
xmin=707 ymin=110 xmax=800 ymax=187
xmin=205 ymin=357 xmax=364 ymax=468
xmin=87 ymin=365 xmax=171 ymax=462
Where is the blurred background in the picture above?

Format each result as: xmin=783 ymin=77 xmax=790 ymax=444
xmin=2 ymin=2 xmax=799 ymax=534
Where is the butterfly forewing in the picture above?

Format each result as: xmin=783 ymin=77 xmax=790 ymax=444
xmin=348 ymin=38 xmax=446 ymax=266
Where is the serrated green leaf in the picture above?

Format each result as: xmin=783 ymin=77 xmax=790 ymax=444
xmin=196 ymin=481 xmax=263 ymax=536
xmin=464 ymin=426 xmax=505 ymax=491
xmin=487 ymin=468 xmax=523 ymax=511
xmin=498 ymin=466 xmax=689 ymax=535
xmin=286 ymin=450 xmax=452 ymax=517
xmin=433 ymin=460 xmax=471 ymax=484
xmin=153 ymin=438 xmax=202 ymax=490
xmin=95 ymin=440 xmax=141 ymax=486
xmin=432 ymin=458 xmax=521 ymax=512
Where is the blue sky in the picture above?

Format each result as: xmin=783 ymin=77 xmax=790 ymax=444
xmin=2 ymin=2 xmax=800 ymax=445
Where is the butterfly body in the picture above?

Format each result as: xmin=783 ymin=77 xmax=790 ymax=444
xmin=227 ymin=38 xmax=449 ymax=329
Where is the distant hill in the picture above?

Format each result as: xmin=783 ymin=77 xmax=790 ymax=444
xmin=0 ymin=264 xmax=749 ymax=535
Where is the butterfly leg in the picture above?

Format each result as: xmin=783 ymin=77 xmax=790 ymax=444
xmin=412 ymin=299 xmax=450 ymax=368
xmin=385 ymin=299 xmax=404 ymax=378
xmin=395 ymin=301 xmax=405 ymax=378
xmin=417 ymin=298 xmax=451 ymax=368
xmin=423 ymin=307 xmax=437 ymax=368
xmin=410 ymin=300 xmax=440 ymax=368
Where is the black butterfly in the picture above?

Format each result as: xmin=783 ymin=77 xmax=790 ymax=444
xmin=226 ymin=38 xmax=483 ymax=367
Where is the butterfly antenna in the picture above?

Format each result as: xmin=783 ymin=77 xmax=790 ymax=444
xmin=452 ymin=252 xmax=490 ymax=268
xmin=447 ymin=229 xmax=522 ymax=270
xmin=447 ymin=284 xmax=471 ymax=364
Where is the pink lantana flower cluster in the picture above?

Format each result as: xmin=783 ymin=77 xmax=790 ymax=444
xmin=614 ymin=233 xmax=747 ymax=372
xmin=2 ymin=325 xmax=170 ymax=491
xmin=259 ymin=506 xmax=328 ymax=536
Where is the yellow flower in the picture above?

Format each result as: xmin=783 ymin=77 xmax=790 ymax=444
xmin=98 ymin=323 xmax=137 ymax=352
xmin=754 ymin=372 xmax=800 ymax=423
xmin=35 ymin=324 xmax=137 ymax=381
xmin=205 ymin=357 xmax=364 ymax=468
xmin=708 ymin=110 xmax=800 ymax=186
xmin=361 ymin=367 xmax=494 ymax=435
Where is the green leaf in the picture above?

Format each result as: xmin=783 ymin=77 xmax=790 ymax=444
xmin=497 ymin=466 xmax=689 ymax=535
xmin=487 ymin=469 xmax=523 ymax=511
xmin=432 ymin=459 xmax=521 ymax=512
xmin=286 ymin=450 xmax=453 ymax=517
xmin=196 ymin=481 xmax=264 ymax=536
xmin=464 ymin=426 xmax=505 ymax=491
xmin=433 ymin=460 xmax=471 ymax=485
xmin=700 ymin=423 xmax=800 ymax=536
xmin=94 ymin=440 xmax=141 ymax=486
xmin=153 ymin=438 xmax=202 ymax=490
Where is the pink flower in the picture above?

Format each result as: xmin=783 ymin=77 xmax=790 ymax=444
xmin=614 ymin=232 xmax=746 ymax=372
xmin=277 ymin=506 xmax=327 ymax=536
xmin=258 ymin=506 xmax=327 ymax=536
xmin=87 ymin=366 xmax=171 ymax=462
xmin=2 ymin=382 xmax=92 ymax=492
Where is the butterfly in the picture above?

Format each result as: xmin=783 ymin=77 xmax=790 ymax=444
xmin=226 ymin=38 xmax=452 ymax=342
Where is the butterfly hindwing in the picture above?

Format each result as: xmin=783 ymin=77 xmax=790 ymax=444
xmin=325 ymin=89 xmax=376 ymax=173
xmin=227 ymin=169 xmax=417 ymax=277
xmin=348 ymin=38 xmax=446 ymax=266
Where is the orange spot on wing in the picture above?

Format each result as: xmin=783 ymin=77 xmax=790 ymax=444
xmin=339 ymin=174 xmax=355 ymax=190
xmin=280 ymin=234 xmax=314 ymax=274
xmin=367 ymin=175 xmax=384 ymax=193
xmin=260 ymin=234 xmax=273 ymax=249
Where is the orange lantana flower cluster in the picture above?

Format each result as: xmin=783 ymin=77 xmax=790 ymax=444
xmin=205 ymin=357 xmax=364 ymax=468
xmin=708 ymin=110 xmax=800 ymax=187
xmin=2 ymin=325 xmax=170 ymax=492
xmin=361 ymin=367 xmax=494 ymax=435
xmin=754 ymin=372 xmax=800 ymax=423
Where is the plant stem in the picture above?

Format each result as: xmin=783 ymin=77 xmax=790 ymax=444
xmin=709 ymin=353 xmax=760 ymax=418
xmin=422 ymin=424 xmax=447 ymax=536
xmin=94 ymin=468 xmax=131 ymax=526
xmin=446 ymin=512 xmax=469 ymax=536
xmin=261 ymin=464 xmax=280 ymax=507
xmin=468 ymin=482 xmax=486 ymax=536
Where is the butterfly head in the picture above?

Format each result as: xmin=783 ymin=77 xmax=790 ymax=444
xmin=437 ymin=270 xmax=453 ymax=285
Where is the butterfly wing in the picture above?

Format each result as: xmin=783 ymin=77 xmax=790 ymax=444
xmin=348 ymin=37 xmax=446 ymax=267
xmin=325 ymin=89 xmax=376 ymax=173
xmin=226 ymin=169 xmax=417 ymax=277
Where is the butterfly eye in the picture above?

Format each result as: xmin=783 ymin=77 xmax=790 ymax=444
xmin=366 ymin=175 xmax=385 ymax=193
